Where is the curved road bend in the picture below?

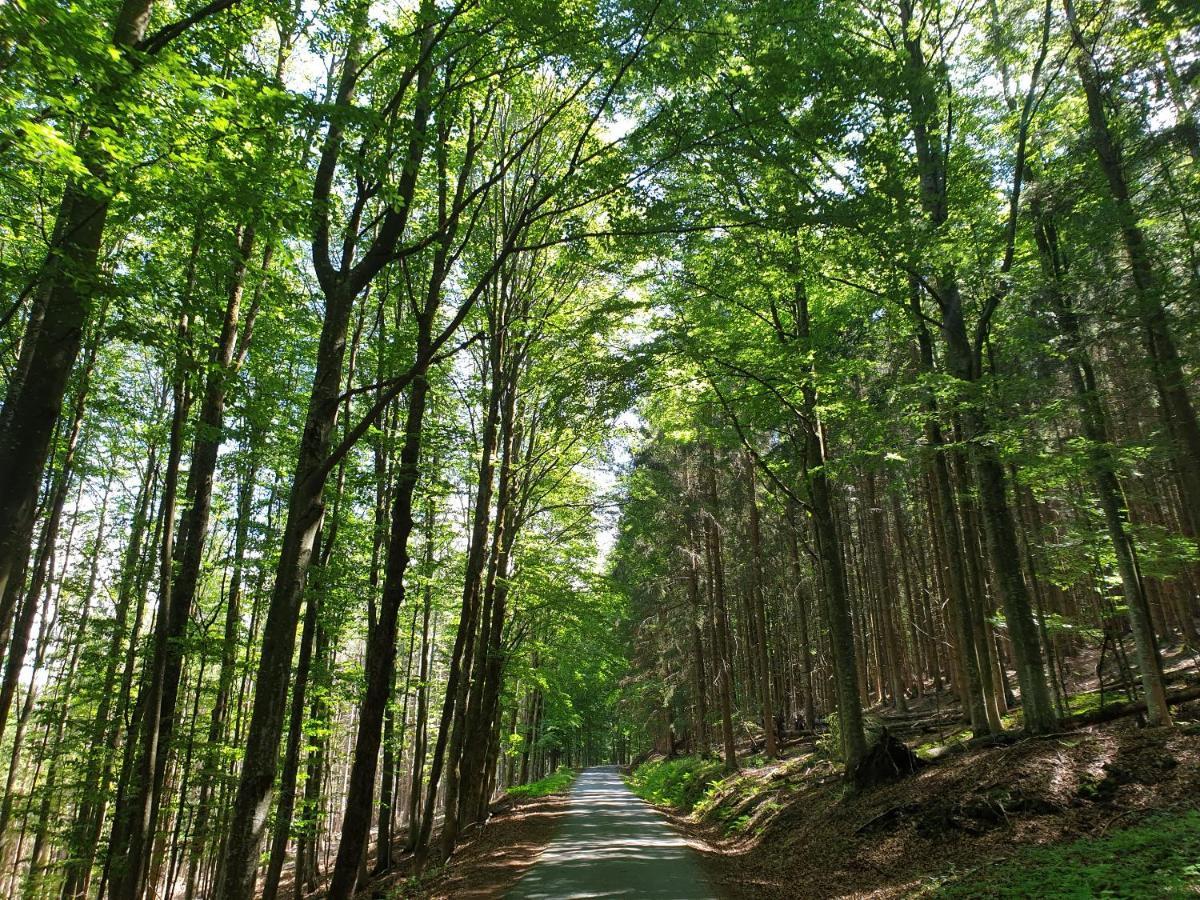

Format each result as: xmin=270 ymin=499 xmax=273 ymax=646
xmin=506 ymin=765 xmax=718 ymax=900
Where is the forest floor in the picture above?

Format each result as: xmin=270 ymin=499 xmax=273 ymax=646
xmin=667 ymin=717 xmax=1200 ymax=898
xmin=399 ymin=717 xmax=1200 ymax=898
xmin=634 ymin=646 xmax=1200 ymax=898
xmin=373 ymin=780 xmax=576 ymax=899
xmin=357 ymin=647 xmax=1200 ymax=898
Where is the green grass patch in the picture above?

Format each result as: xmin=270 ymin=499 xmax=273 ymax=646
xmin=506 ymin=766 xmax=576 ymax=799
xmin=1063 ymin=688 xmax=1106 ymax=717
xmin=932 ymin=809 xmax=1200 ymax=897
xmin=627 ymin=756 xmax=726 ymax=812
xmin=1012 ymin=689 xmax=1120 ymax=727
xmin=915 ymin=727 xmax=974 ymax=757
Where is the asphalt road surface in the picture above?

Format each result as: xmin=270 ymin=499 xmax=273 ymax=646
xmin=507 ymin=766 xmax=718 ymax=900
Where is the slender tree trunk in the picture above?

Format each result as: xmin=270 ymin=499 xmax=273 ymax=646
xmin=0 ymin=297 xmax=105 ymax=746
xmin=416 ymin=342 xmax=501 ymax=863
xmin=0 ymin=560 xmax=55 ymax=876
xmin=261 ymin=542 xmax=322 ymax=900
xmin=866 ymin=470 xmax=908 ymax=713
xmin=184 ymin=453 xmax=257 ymax=900
xmin=327 ymin=333 xmax=435 ymax=897
xmin=703 ymin=459 xmax=739 ymax=772
xmin=686 ymin=554 xmax=710 ymax=752
xmin=296 ymin=615 xmax=330 ymax=898
xmin=900 ymin=0 xmax=1054 ymax=733
xmin=0 ymin=0 xmax=157 ymax=619
xmin=1065 ymin=0 xmax=1200 ymax=537
xmin=1033 ymin=203 xmax=1172 ymax=725
xmin=216 ymin=0 xmax=436 ymax=886
xmin=61 ymin=440 xmax=159 ymax=900
xmin=112 ymin=226 xmax=255 ymax=900
xmin=793 ymin=283 xmax=867 ymax=773
xmin=405 ymin=499 xmax=438 ymax=850
xmin=462 ymin=382 xmax=526 ymax=827
xmin=23 ymin=481 xmax=108 ymax=897
xmin=745 ymin=457 xmax=778 ymax=755
xmin=107 ymin=297 xmax=192 ymax=898
xmin=785 ymin=508 xmax=817 ymax=732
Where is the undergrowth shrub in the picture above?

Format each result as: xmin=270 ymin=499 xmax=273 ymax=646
xmin=627 ymin=756 xmax=726 ymax=812
xmin=507 ymin=766 xmax=576 ymax=799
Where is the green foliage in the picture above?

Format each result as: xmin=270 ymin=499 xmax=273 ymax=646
xmin=507 ymin=767 xmax=578 ymax=800
xmin=626 ymin=756 xmax=726 ymax=812
xmin=930 ymin=811 xmax=1200 ymax=898
xmin=692 ymin=771 xmax=779 ymax=835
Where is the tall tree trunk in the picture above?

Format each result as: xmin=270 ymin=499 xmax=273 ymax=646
xmin=901 ymin=2 xmax=1055 ymax=733
xmin=416 ymin=340 xmax=502 ymax=863
xmin=866 ymin=470 xmax=908 ymax=713
xmin=327 ymin=386 xmax=431 ymax=896
xmin=784 ymin=507 xmax=817 ymax=732
xmin=107 ymin=298 xmax=192 ymax=898
xmin=217 ymin=0 xmax=442 ymax=884
xmin=23 ymin=481 xmax=108 ymax=897
xmin=686 ymin=553 xmax=710 ymax=752
xmin=703 ymin=460 xmax=739 ymax=773
xmin=0 ymin=0 xmax=158 ymax=621
xmin=0 ymin=553 xmax=56 ymax=878
xmin=327 ymin=323 xmax=436 ymax=897
xmin=912 ymin=290 xmax=991 ymax=731
xmin=460 ymin=384 xmax=523 ymax=828
xmin=405 ymin=499 xmax=437 ymax=852
xmin=1033 ymin=202 xmax=1172 ymax=725
xmin=60 ymin=440 xmax=160 ymax=900
xmin=261 ymin=553 xmax=322 ymax=900
xmin=744 ymin=457 xmax=778 ymax=755
xmin=0 ymin=297 xmax=105 ymax=746
xmin=1065 ymin=0 xmax=1200 ymax=537
xmin=794 ymin=283 xmax=867 ymax=774
xmin=111 ymin=226 xmax=255 ymax=900
xmin=184 ymin=452 xmax=258 ymax=900
xmin=296 ymin=615 xmax=331 ymax=898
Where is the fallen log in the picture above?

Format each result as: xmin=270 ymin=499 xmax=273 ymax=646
xmin=1062 ymin=682 xmax=1200 ymax=729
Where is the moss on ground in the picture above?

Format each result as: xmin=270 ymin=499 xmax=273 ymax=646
xmin=928 ymin=809 xmax=1200 ymax=897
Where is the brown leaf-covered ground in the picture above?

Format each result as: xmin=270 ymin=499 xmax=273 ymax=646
xmin=371 ymin=793 xmax=572 ymax=899
xmin=662 ymin=713 xmax=1200 ymax=899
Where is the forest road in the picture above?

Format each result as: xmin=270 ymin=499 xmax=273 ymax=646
xmin=506 ymin=765 xmax=718 ymax=900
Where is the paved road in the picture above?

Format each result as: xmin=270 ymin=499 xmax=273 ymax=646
xmin=506 ymin=766 xmax=718 ymax=900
